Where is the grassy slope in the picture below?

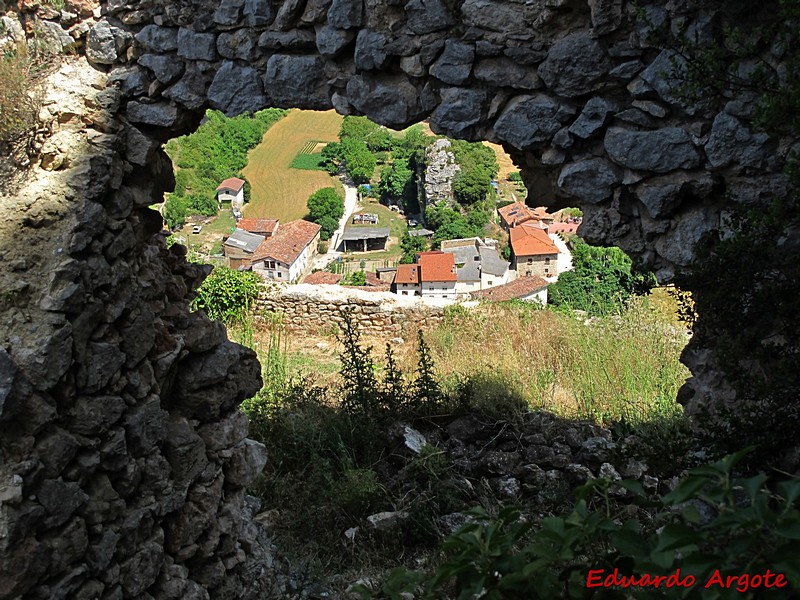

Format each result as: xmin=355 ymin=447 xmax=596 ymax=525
xmin=242 ymin=109 xmax=344 ymax=222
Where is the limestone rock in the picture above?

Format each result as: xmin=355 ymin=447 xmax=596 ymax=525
xmin=430 ymin=40 xmax=474 ymax=85
xmin=328 ymin=0 xmax=363 ymax=29
xmin=605 ymin=126 xmax=701 ymax=173
xmin=218 ymin=29 xmax=259 ymax=60
xmin=405 ymin=0 xmax=454 ymax=34
xmin=316 ymin=24 xmax=355 ymax=57
xmin=366 ymin=510 xmax=409 ymax=531
xmin=569 ymin=97 xmax=617 ymax=139
xmin=138 ymin=54 xmax=184 ymax=85
xmin=354 ymin=29 xmax=389 ymax=71
xmin=126 ymin=101 xmax=179 ymax=127
xmin=36 ymin=21 xmax=77 ymax=54
xmin=177 ymin=28 xmax=216 ymax=61
xmin=86 ymin=20 xmax=117 ymax=64
xmin=264 ymin=54 xmax=329 ymax=110
xmin=209 ymin=62 xmax=266 ymax=116
xmin=244 ymin=0 xmax=273 ymax=26
xmin=538 ymin=32 xmax=611 ymax=98
xmin=346 ymin=74 xmax=423 ymax=128
xmin=493 ymin=94 xmax=563 ymax=150
xmin=214 ymin=0 xmax=245 ymax=26
xmin=589 ymin=0 xmax=622 ymax=35
xmin=704 ymin=112 xmax=772 ymax=169
xmin=429 ymin=88 xmax=487 ymax=139
xmin=134 ymin=25 xmax=178 ymax=53
xmin=473 ymin=58 xmax=541 ymax=90
xmin=258 ymin=30 xmax=316 ymax=51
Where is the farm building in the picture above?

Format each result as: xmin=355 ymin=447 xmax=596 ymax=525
xmin=248 ymin=219 xmax=322 ymax=282
xmin=223 ymin=229 xmax=266 ymax=269
xmin=216 ymin=177 xmax=246 ymax=207
xmin=341 ymin=227 xmax=390 ymax=252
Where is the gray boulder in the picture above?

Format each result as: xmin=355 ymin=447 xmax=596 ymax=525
xmin=214 ymin=0 xmax=244 ymax=26
xmin=138 ymin=54 xmax=184 ymax=85
xmin=405 ymin=0 xmax=454 ymax=34
xmin=258 ymin=30 xmax=316 ymax=51
xmin=218 ymin=29 xmax=259 ymax=60
xmin=430 ymin=40 xmax=475 ymax=85
xmin=635 ymin=50 xmax=688 ymax=106
xmin=473 ymin=57 xmax=541 ymax=90
xmin=705 ymin=112 xmax=771 ymax=169
xmin=557 ymin=159 xmax=620 ymax=203
xmin=493 ymin=94 xmax=562 ymax=149
xmin=316 ymin=24 xmax=355 ymax=57
xmin=605 ymin=126 xmax=701 ymax=173
xmin=36 ymin=20 xmax=76 ymax=54
xmin=86 ymin=20 xmax=117 ymax=64
xmin=264 ymin=54 xmax=329 ymax=110
xmin=589 ymin=0 xmax=623 ymax=35
xmin=569 ymin=97 xmax=617 ymax=139
xmin=177 ymin=28 xmax=216 ymax=61
xmin=328 ymin=0 xmax=363 ymax=29
xmin=244 ymin=0 xmax=273 ymax=26
xmin=209 ymin=62 xmax=266 ymax=115
xmin=538 ymin=32 xmax=611 ymax=97
xmin=346 ymin=74 xmax=423 ymax=129
xmin=127 ymin=101 xmax=179 ymax=127
xmin=354 ymin=29 xmax=389 ymax=71
xmin=134 ymin=25 xmax=178 ymax=53
xmin=429 ymin=88 xmax=487 ymax=138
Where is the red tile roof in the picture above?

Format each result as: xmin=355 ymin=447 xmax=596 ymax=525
xmin=510 ymin=223 xmax=559 ymax=257
xmin=470 ymin=276 xmax=549 ymax=302
xmin=499 ymin=202 xmax=555 ymax=228
xmin=216 ymin=177 xmax=246 ymax=192
xmin=549 ymin=222 xmax=579 ymax=235
xmin=303 ymin=271 xmax=342 ymax=285
xmin=419 ymin=252 xmax=457 ymax=282
xmin=250 ymin=220 xmax=321 ymax=265
xmin=394 ymin=264 xmax=420 ymax=285
xmin=364 ymin=272 xmax=384 ymax=287
xmin=237 ymin=218 xmax=279 ymax=236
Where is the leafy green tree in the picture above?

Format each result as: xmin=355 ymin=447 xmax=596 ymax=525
xmin=192 ymin=266 xmax=262 ymax=323
xmin=453 ymin=166 xmax=492 ymax=205
xmin=187 ymin=193 xmax=218 ymax=216
xmin=378 ymin=158 xmax=415 ymax=207
xmin=341 ymin=138 xmax=377 ymax=184
xmin=399 ymin=232 xmax=428 ymax=263
xmin=163 ymin=195 xmax=189 ymax=230
xmin=307 ymin=187 xmax=344 ymax=240
xmin=548 ymin=237 xmax=655 ymax=316
xmin=321 ymin=141 xmax=343 ymax=174
xmin=451 ymin=139 xmax=499 ymax=179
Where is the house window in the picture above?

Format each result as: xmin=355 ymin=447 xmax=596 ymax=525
xmin=278 ymin=272 xmax=282 ymax=278
xmin=525 ymin=271 xmax=532 ymax=276
xmin=488 ymin=280 xmax=493 ymax=286
xmin=527 ymin=258 xmax=533 ymax=264
xmin=544 ymin=268 xmax=550 ymax=275
xmin=544 ymin=258 xmax=551 ymax=264
xmin=402 ymin=291 xmax=408 ymax=296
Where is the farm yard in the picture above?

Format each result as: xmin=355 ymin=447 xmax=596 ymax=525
xmin=242 ymin=109 xmax=344 ymax=223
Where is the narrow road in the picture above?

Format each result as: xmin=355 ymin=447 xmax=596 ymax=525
xmin=310 ymin=177 xmax=359 ymax=271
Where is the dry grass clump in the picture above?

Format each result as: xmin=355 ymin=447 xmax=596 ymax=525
xmin=0 ymin=46 xmax=38 ymax=144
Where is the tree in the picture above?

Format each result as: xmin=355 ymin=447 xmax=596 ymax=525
xmin=187 ymin=193 xmax=218 ymax=216
xmin=341 ymin=138 xmax=376 ymax=184
xmin=163 ymin=195 xmax=189 ymax=230
xmin=378 ymin=158 xmax=415 ymax=206
xmin=307 ymin=187 xmax=344 ymax=240
xmin=453 ymin=166 xmax=492 ymax=205
xmin=399 ymin=232 xmax=428 ymax=263
xmin=192 ymin=266 xmax=262 ymax=323
xmin=547 ymin=237 xmax=655 ymax=315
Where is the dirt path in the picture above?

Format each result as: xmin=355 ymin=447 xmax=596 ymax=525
xmin=242 ymin=109 xmax=344 ymax=223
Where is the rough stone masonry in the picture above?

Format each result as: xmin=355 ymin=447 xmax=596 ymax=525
xmin=0 ymin=0 xmax=796 ymax=598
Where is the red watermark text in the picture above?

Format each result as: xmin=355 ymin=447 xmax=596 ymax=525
xmin=586 ymin=568 xmax=789 ymax=592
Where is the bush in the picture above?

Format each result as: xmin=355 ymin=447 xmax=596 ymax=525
xmin=0 ymin=48 xmax=38 ymax=143
xmin=192 ymin=266 xmax=262 ymax=323
xmin=307 ymin=187 xmax=345 ymax=240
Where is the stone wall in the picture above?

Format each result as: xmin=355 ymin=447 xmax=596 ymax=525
xmin=255 ymin=285 xmax=445 ymax=336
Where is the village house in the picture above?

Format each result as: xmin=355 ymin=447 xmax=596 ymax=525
xmin=498 ymin=201 xmax=554 ymax=232
xmin=471 ymin=276 xmax=549 ymax=305
xmin=510 ymin=222 xmax=560 ymax=278
xmin=223 ymin=229 xmax=265 ymax=269
xmin=393 ymin=263 xmax=421 ymax=296
xmin=216 ymin=177 xmax=246 ymax=207
xmin=247 ymin=219 xmax=321 ymax=282
xmin=418 ymin=251 xmax=458 ymax=299
xmin=340 ymin=227 xmax=390 ymax=252
xmin=236 ymin=218 xmax=279 ymax=237
xmin=440 ymin=238 xmax=511 ymax=297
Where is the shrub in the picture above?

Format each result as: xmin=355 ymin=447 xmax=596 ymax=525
xmin=307 ymin=187 xmax=345 ymax=240
xmin=192 ymin=266 xmax=262 ymax=323
xmin=0 ymin=48 xmax=38 ymax=143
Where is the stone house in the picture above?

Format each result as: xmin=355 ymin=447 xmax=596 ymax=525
xmin=247 ymin=219 xmax=321 ymax=282
xmin=440 ymin=239 xmax=511 ymax=297
xmin=498 ymin=201 xmax=555 ymax=232
xmin=471 ymin=276 xmax=549 ymax=305
xmin=510 ymin=223 xmax=560 ymax=278
xmin=216 ymin=177 xmax=246 ymax=214
xmin=223 ymin=229 xmax=266 ymax=269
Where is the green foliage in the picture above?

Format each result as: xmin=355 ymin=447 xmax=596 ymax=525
xmin=307 ymin=187 xmax=345 ymax=240
xmin=163 ymin=108 xmax=285 ymax=221
xmin=163 ymin=195 xmax=189 ymax=230
xmin=336 ymin=309 xmax=381 ymax=416
xmin=379 ymin=158 xmax=416 ymax=207
xmin=340 ymin=115 xmax=397 ymax=152
xmin=0 ymin=47 xmax=38 ymax=143
xmin=450 ymin=139 xmax=499 ymax=180
xmin=507 ymin=171 xmax=523 ymax=183
xmin=425 ymin=204 xmax=485 ymax=247
xmin=341 ymin=137 xmax=378 ymax=184
xmin=452 ymin=166 xmax=492 ymax=205
xmin=342 ymin=270 xmax=367 ymax=286
xmin=192 ymin=266 xmax=262 ymax=323
xmin=290 ymin=152 xmax=326 ymax=170
xmin=367 ymin=451 xmax=800 ymax=600
xmin=548 ymin=237 xmax=656 ymax=316
xmin=410 ymin=330 xmax=442 ymax=415
xmin=399 ymin=232 xmax=428 ymax=264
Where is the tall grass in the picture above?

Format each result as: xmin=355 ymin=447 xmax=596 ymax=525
xmin=425 ymin=297 xmax=689 ymax=425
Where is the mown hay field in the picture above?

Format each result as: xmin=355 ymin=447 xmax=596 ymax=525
xmin=242 ymin=109 xmax=344 ymax=222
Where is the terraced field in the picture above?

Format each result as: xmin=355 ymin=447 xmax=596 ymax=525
xmin=242 ymin=109 xmax=344 ymax=222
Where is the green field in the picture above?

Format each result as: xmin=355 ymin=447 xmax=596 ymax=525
xmin=242 ymin=109 xmax=344 ymax=223
xmin=290 ymin=152 xmax=326 ymax=171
